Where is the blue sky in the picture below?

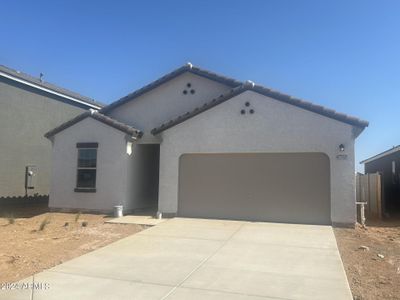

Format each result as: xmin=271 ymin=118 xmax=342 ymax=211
xmin=1 ymin=0 xmax=399 ymax=171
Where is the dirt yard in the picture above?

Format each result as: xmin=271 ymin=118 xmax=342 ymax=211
xmin=0 ymin=204 xmax=142 ymax=283
xmin=334 ymin=219 xmax=400 ymax=300
xmin=1 ymin=204 xmax=399 ymax=299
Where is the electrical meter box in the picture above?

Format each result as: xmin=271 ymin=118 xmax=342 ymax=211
xmin=25 ymin=165 xmax=38 ymax=189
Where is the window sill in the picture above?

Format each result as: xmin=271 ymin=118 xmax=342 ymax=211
xmin=74 ymin=188 xmax=96 ymax=193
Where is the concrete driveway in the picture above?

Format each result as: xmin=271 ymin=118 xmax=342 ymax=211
xmin=2 ymin=218 xmax=352 ymax=300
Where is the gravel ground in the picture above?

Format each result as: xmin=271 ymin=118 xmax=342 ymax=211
xmin=0 ymin=204 xmax=142 ymax=283
xmin=334 ymin=219 xmax=400 ymax=300
xmin=1 ymin=203 xmax=399 ymax=299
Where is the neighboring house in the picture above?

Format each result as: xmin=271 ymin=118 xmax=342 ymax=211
xmin=0 ymin=65 xmax=103 ymax=204
xmin=45 ymin=63 xmax=368 ymax=226
xmin=361 ymin=146 xmax=400 ymax=215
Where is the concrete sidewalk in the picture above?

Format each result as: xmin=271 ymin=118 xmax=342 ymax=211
xmin=106 ymin=215 xmax=166 ymax=226
xmin=1 ymin=218 xmax=352 ymax=300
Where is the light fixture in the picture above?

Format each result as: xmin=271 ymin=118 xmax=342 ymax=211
xmin=339 ymin=144 xmax=345 ymax=152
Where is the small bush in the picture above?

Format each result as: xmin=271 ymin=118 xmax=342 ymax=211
xmin=75 ymin=212 xmax=81 ymax=223
xmin=7 ymin=255 xmax=17 ymax=264
xmin=39 ymin=217 xmax=50 ymax=231
xmin=82 ymin=221 xmax=88 ymax=227
xmin=7 ymin=215 xmax=15 ymax=225
xmin=64 ymin=222 xmax=69 ymax=227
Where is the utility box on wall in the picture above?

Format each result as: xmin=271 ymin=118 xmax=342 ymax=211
xmin=25 ymin=165 xmax=38 ymax=190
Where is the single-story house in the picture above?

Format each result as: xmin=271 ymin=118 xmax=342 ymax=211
xmin=361 ymin=145 xmax=400 ymax=215
xmin=0 ymin=64 xmax=103 ymax=204
xmin=45 ymin=63 xmax=368 ymax=226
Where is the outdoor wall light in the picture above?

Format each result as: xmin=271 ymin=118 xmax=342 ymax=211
xmin=339 ymin=144 xmax=345 ymax=152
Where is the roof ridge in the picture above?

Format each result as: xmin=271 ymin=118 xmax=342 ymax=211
xmin=0 ymin=64 xmax=104 ymax=108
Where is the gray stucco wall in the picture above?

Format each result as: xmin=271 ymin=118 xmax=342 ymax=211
xmin=49 ymin=118 xmax=130 ymax=211
xmin=0 ymin=77 xmax=88 ymax=200
xmin=109 ymin=72 xmax=231 ymax=143
xmin=48 ymin=72 xmax=232 ymax=212
xmin=158 ymin=91 xmax=357 ymax=225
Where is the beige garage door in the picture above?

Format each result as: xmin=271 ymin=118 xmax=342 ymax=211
xmin=178 ymin=153 xmax=331 ymax=225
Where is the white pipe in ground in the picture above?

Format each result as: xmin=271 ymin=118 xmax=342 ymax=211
xmin=114 ymin=205 xmax=123 ymax=218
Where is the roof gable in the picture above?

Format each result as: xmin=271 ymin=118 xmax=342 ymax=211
xmin=44 ymin=110 xmax=142 ymax=139
xmin=43 ymin=63 xmax=368 ymax=139
xmin=100 ymin=63 xmax=242 ymax=114
xmin=151 ymin=81 xmax=369 ymax=135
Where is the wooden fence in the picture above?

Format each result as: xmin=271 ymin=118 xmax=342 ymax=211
xmin=356 ymin=173 xmax=382 ymax=220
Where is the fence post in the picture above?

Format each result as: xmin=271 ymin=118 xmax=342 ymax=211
xmin=356 ymin=202 xmax=366 ymax=226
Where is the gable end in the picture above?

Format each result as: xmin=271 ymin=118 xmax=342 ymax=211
xmin=151 ymin=83 xmax=369 ymax=135
xmin=100 ymin=63 xmax=242 ymax=114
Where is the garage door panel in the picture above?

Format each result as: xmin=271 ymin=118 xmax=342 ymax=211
xmin=178 ymin=153 xmax=330 ymax=225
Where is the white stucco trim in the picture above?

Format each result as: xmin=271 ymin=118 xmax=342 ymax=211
xmin=0 ymin=71 xmax=102 ymax=109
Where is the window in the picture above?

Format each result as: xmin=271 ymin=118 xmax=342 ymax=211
xmin=75 ymin=143 xmax=98 ymax=192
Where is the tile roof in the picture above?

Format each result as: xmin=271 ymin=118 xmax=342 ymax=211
xmin=100 ymin=63 xmax=242 ymax=114
xmin=360 ymin=145 xmax=400 ymax=164
xmin=0 ymin=64 xmax=104 ymax=109
xmin=151 ymin=82 xmax=369 ymax=135
xmin=44 ymin=110 xmax=142 ymax=139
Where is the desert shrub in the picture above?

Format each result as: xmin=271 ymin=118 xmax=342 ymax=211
xmin=82 ymin=221 xmax=88 ymax=227
xmin=75 ymin=211 xmax=81 ymax=223
xmin=7 ymin=215 xmax=15 ymax=225
xmin=39 ymin=216 xmax=50 ymax=231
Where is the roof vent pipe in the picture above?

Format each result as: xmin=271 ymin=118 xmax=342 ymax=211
xmin=186 ymin=62 xmax=193 ymax=69
xmin=39 ymin=73 xmax=44 ymax=82
xmin=244 ymin=80 xmax=255 ymax=88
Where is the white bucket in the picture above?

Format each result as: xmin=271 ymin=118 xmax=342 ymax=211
xmin=114 ymin=205 xmax=123 ymax=218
